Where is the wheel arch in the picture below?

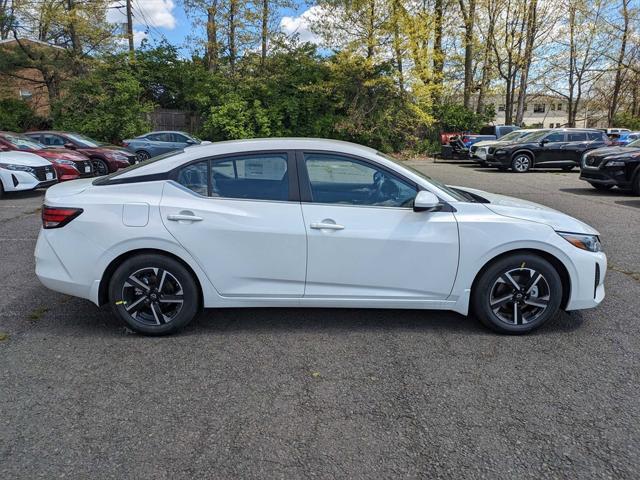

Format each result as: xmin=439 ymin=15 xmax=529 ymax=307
xmin=470 ymin=248 xmax=571 ymax=310
xmin=511 ymin=149 xmax=536 ymax=165
xmin=98 ymin=248 xmax=204 ymax=309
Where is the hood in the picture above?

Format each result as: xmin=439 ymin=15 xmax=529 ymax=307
xmin=39 ymin=148 xmax=90 ymax=161
xmin=78 ymin=145 xmax=133 ymax=156
xmin=585 ymin=145 xmax=640 ymax=157
xmin=0 ymin=151 xmax=52 ymax=167
xmin=473 ymin=139 xmax=510 ymax=148
xmin=452 ymin=186 xmax=600 ymax=235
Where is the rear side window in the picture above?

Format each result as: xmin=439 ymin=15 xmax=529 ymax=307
xmin=177 ymin=161 xmax=208 ymax=196
xmin=568 ymin=132 xmax=587 ymax=141
xmin=42 ymin=134 xmax=66 ymax=146
xmin=479 ymin=126 xmax=494 ymax=135
xmin=545 ymin=132 xmax=565 ymax=142
xmin=211 ymin=154 xmax=288 ymax=201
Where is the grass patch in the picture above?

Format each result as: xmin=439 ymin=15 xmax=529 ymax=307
xmin=0 ymin=332 xmax=8 ymax=341
xmin=29 ymin=306 xmax=49 ymax=321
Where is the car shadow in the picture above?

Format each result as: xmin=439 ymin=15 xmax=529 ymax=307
xmin=2 ymin=190 xmax=45 ymax=200
xmin=559 ymin=187 xmax=627 ymax=197
xmin=615 ymin=199 xmax=640 ymax=208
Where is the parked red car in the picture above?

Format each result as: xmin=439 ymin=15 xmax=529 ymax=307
xmin=25 ymin=131 xmax=137 ymax=176
xmin=0 ymin=131 xmax=94 ymax=181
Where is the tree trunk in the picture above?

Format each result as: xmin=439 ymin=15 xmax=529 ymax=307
xmin=515 ymin=0 xmax=538 ymax=124
xmin=433 ymin=0 xmax=444 ymax=100
xmin=261 ymin=0 xmax=268 ymax=66
xmin=228 ymin=0 xmax=237 ymax=74
xmin=391 ymin=0 xmax=404 ymax=93
xmin=607 ymin=0 xmax=630 ymax=126
xmin=206 ymin=2 xmax=219 ymax=72
xmin=476 ymin=16 xmax=494 ymax=114
xmin=567 ymin=3 xmax=576 ymax=127
xmin=458 ymin=0 xmax=476 ymax=109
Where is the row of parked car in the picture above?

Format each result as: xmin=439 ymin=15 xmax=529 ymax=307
xmin=463 ymin=127 xmax=640 ymax=194
xmin=0 ymin=130 xmax=202 ymax=197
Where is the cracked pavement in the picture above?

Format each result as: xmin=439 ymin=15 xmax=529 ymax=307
xmin=1 ymin=161 xmax=639 ymax=479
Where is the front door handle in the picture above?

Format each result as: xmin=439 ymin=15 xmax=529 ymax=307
xmin=167 ymin=213 xmax=203 ymax=222
xmin=310 ymin=222 xmax=344 ymax=230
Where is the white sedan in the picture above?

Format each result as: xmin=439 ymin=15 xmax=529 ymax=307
xmin=35 ymin=138 xmax=606 ymax=335
xmin=0 ymin=150 xmax=57 ymax=197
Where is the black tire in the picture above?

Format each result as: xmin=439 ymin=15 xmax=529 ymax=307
xmin=589 ymin=182 xmax=613 ymax=191
xmin=91 ymin=158 xmax=110 ymax=176
xmin=632 ymin=172 xmax=640 ymax=196
xmin=511 ymin=153 xmax=532 ymax=173
xmin=108 ymin=254 xmax=200 ymax=335
xmin=0 ymin=178 xmax=4 ymax=198
xmin=471 ymin=254 xmax=563 ymax=334
xmin=136 ymin=150 xmax=151 ymax=162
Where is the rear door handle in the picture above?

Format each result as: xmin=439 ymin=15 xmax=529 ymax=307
xmin=310 ymin=222 xmax=344 ymax=230
xmin=167 ymin=214 xmax=203 ymax=222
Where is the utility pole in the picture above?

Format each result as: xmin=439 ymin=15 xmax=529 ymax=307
xmin=126 ymin=0 xmax=135 ymax=60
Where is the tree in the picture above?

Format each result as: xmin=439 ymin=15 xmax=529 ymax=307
xmin=608 ymin=0 xmax=631 ymax=126
xmin=458 ymin=0 xmax=476 ymax=109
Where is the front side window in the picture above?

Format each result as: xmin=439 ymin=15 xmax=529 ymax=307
xmin=304 ymin=153 xmax=417 ymax=207
xmin=211 ymin=153 xmax=289 ymax=201
xmin=587 ymin=132 xmax=603 ymax=141
xmin=42 ymin=134 xmax=66 ymax=146
xmin=545 ymin=132 xmax=565 ymax=142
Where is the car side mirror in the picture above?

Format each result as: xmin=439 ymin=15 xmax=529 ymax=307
xmin=64 ymin=142 xmax=76 ymax=150
xmin=413 ymin=191 xmax=442 ymax=212
xmin=185 ymin=139 xmax=197 ymax=145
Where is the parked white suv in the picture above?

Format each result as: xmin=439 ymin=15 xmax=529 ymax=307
xmin=0 ymin=151 xmax=57 ymax=197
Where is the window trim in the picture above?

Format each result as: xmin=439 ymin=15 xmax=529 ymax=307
xmin=296 ymin=150 xmax=422 ymax=209
xmin=170 ymin=149 xmax=299 ymax=203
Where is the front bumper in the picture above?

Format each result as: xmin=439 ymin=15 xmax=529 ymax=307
xmin=565 ymin=250 xmax=607 ymax=311
xmin=579 ymin=167 xmax=632 ymax=187
xmin=0 ymin=169 xmax=57 ymax=192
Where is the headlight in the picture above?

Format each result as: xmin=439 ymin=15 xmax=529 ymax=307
xmin=0 ymin=163 xmax=34 ymax=173
xmin=52 ymin=159 xmax=77 ymax=166
xmin=557 ymin=232 xmax=602 ymax=252
xmin=105 ymin=152 xmax=128 ymax=161
xmin=495 ymin=149 xmax=507 ymax=155
xmin=604 ymin=159 xmax=627 ymax=167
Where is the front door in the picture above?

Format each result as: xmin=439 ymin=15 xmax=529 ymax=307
xmin=298 ymin=152 xmax=459 ymax=300
xmin=160 ymin=151 xmax=307 ymax=297
xmin=537 ymin=131 xmax=567 ymax=166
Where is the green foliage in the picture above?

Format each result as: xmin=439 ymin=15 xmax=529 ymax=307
xmin=432 ymin=103 xmax=494 ymax=132
xmin=613 ymin=113 xmax=640 ymax=131
xmin=0 ymin=98 xmax=41 ymax=131
xmin=52 ymin=56 xmax=153 ymax=143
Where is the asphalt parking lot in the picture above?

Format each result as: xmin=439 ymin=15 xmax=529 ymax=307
xmin=1 ymin=160 xmax=639 ymax=479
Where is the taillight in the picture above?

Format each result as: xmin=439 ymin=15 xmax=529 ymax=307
xmin=462 ymin=136 xmax=470 ymax=143
xmin=42 ymin=205 xmax=83 ymax=229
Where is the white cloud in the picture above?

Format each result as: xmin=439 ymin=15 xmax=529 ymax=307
xmin=280 ymin=6 xmax=323 ymax=44
xmin=108 ymin=0 xmax=176 ymax=30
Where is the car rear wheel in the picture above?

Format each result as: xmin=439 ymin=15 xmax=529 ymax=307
xmin=471 ymin=254 xmax=562 ymax=334
xmin=589 ymin=183 xmax=613 ymax=191
xmin=136 ymin=150 xmax=151 ymax=162
xmin=511 ymin=154 xmax=532 ymax=173
xmin=108 ymin=254 xmax=200 ymax=335
xmin=91 ymin=158 xmax=110 ymax=176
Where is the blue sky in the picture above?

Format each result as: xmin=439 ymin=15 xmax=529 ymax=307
xmin=107 ymin=0 xmax=318 ymax=54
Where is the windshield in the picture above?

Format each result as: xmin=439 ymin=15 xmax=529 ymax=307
xmin=378 ymin=153 xmax=471 ymax=202
xmin=93 ymin=150 xmax=184 ymax=185
xmin=499 ymin=131 xmax=528 ymax=142
xmin=65 ymin=133 xmax=104 ymax=148
xmin=627 ymin=139 xmax=640 ymax=148
xmin=2 ymin=133 xmax=45 ymax=150
xmin=515 ymin=130 xmax=550 ymax=142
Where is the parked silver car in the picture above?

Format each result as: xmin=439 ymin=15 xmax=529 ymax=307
xmin=123 ymin=131 xmax=202 ymax=161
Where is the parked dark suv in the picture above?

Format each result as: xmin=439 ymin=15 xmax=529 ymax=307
xmin=25 ymin=131 xmax=137 ymax=176
xmin=485 ymin=128 xmax=610 ymax=172
xmin=579 ymin=139 xmax=640 ymax=194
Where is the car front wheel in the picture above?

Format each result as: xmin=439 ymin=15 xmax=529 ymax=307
xmin=136 ymin=150 xmax=151 ymax=162
xmin=511 ymin=154 xmax=532 ymax=173
xmin=108 ymin=254 xmax=200 ymax=335
xmin=92 ymin=158 xmax=110 ymax=176
xmin=471 ymin=254 xmax=563 ymax=334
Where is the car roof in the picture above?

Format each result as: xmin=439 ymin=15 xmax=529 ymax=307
xmin=110 ymin=138 xmax=381 ymax=180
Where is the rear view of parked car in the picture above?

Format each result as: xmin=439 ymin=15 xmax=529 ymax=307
xmin=0 ymin=131 xmax=93 ymax=181
xmin=25 ymin=131 xmax=136 ymax=176
xmin=485 ymin=129 xmax=610 ymax=172
xmin=580 ymin=139 xmax=640 ymax=194
xmin=0 ymin=151 xmax=57 ymax=197
xmin=122 ymin=131 xmax=201 ymax=162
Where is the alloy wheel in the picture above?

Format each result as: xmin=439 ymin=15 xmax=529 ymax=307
xmin=137 ymin=151 xmax=150 ymax=162
xmin=489 ymin=267 xmax=551 ymax=325
xmin=92 ymin=159 xmax=109 ymax=176
xmin=512 ymin=155 xmax=531 ymax=172
xmin=121 ymin=267 xmax=184 ymax=326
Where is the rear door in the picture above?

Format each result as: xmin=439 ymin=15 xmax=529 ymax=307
xmin=563 ymin=131 xmax=589 ymax=164
xmin=160 ymin=151 xmax=307 ymax=297
xmin=298 ymin=151 xmax=459 ymax=300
